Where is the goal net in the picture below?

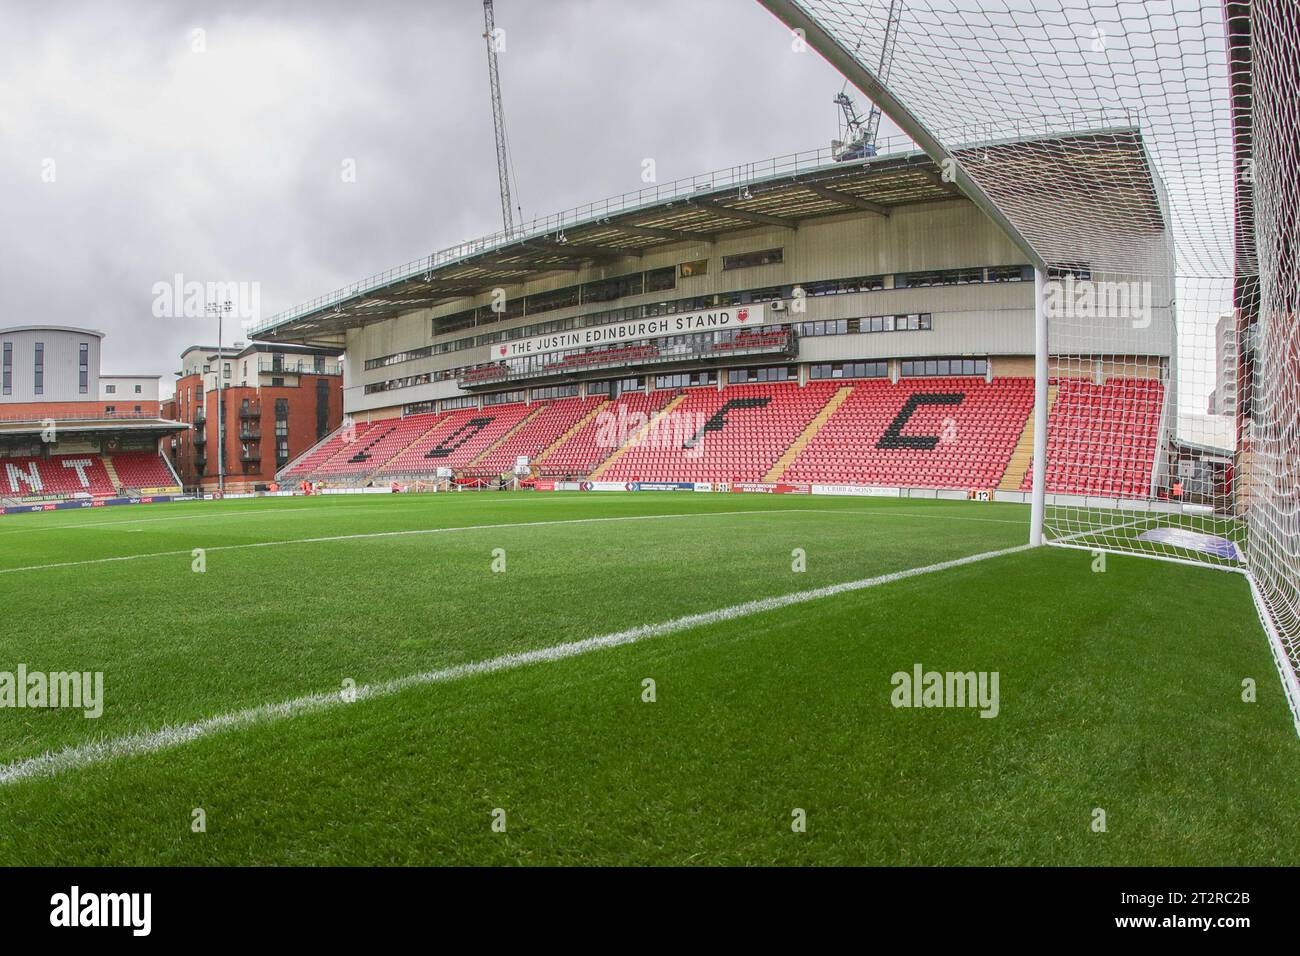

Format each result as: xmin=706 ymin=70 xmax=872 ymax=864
xmin=760 ymin=0 xmax=1300 ymax=726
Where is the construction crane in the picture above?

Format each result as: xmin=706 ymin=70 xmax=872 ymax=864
xmin=482 ymin=0 xmax=520 ymax=235
xmin=832 ymin=0 xmax=902 ymax=162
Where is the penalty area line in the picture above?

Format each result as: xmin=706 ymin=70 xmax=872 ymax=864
xmin=0 ymin=541 xmax=1030 ymax=786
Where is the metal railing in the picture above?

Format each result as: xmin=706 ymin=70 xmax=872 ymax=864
xmin=0 ymin=411 xmax=164 ymax=424
xmin=258 ymin=360 xmax=342 ymax=376
xmin=457 ymin=329 xmax=798 ymax=388
xmin=249 ymin=137 xmax=926 ymax=337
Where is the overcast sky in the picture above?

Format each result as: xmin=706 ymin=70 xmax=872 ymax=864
xmin=0 ymin=0 xmax=882 ymax=394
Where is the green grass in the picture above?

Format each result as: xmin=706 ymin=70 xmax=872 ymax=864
xmin=0 ymin=491 xmax=1295 ymax=865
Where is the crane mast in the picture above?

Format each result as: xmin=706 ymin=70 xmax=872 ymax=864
xmin=862 ymin=0 xmax=901 ymax=148
xmin=482 ymin=0 xmax=515 ymax=235
xmin=832 ymin=0 xmax=902 ymax=162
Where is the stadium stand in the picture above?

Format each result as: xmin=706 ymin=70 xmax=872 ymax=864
xmin=274 ymin=376 xmax=1167 ymax=497
xmin=780 ymin=377 xmax=1035 ymax=489
xmin=316 ymin=412 xmax=447 ymax=479
xmin=109 ymin=451 xmax=180 ymax=490
xmin=377 ymin=402 xmax=534 ymax=476
xmin=282 ymin=420 xmax=389 ymax=479
xmin=600 ymin=381 xmax=842 ymax=483
xmin=1021 ymin=378 xmax=1165 ymax=498
xmin=536 ymin=390 xmax=675 ymax=477
xmin=1 ymin=454 xmax=118 ymax=498
xmin=465 ymin=396 xmax=605 ymax=476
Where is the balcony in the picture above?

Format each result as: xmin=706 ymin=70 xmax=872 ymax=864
xmin=239 ymin=425 xmax=261 ymax=441
xmin=457 ymin=327 xmax=799 ymax=389
xmin=240 ymin=449 xmax=261 ymax=462
xmin=193 ymin=432 xmax=207 ymax=446
xmin=258 ymin=359 xmax=342 ymax=376
xmin=238 ymin=403 xmax=261 ymax=419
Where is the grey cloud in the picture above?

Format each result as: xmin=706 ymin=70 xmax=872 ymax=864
xmin=1 ymin=0 xmax=880 ymax=393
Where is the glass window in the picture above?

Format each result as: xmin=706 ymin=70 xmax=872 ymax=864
xmin=530 ymin=384 xmax=579 ymax=400
xmin=901 ymin=357 xmax=987 ymax=377
xmin=987 ymin=265 xmax=1032 ymax=282
xmin=810 ymin=361 xmax=888 ymax=380
xmin=525 ymin=285 xmax=580 ymax=315
xmin=583 ymin=273 xmax=644 ymax=304
xmin=644 ymin=267 xmax=676 ymax=293
xmin=655 ymin=371 xmax=715 ymax=389
xmin=721 ymin=248 xmax=783 ymax=271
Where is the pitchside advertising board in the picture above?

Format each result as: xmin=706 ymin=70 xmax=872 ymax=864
xmin=0 ymin=494 xmax=194 ymax=516
xmin=539 ymin=482 xmax=1004 ymax=498
xmin=491 ymin=304 xmax=768 ymax=360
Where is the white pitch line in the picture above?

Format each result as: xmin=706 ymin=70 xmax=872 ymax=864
xmin=0 ymin=509 xmax=819 ymax=576
xmin=0 ymin=502 xmax=411 ymax=536
xmin=0 ymin=541 xmax=1031 ymax=786
xmin=803 ymin=508 xmax=1025 ymax=526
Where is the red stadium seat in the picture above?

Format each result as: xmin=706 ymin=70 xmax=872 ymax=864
xmin=109 ymin=452 xmax=178 ymax=489
xmin=1 ymin=454 xmax=117 ymax=498
xmin=1020 ymin=377 xmax=1165 ymax=498
xmin=601 ymin=381 xmax=840 ymax=483
xmin=778 ymin=377 xmax=1034 ymax=489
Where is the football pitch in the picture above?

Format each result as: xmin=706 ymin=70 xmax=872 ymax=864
xmin=0 ymin=491 xmax=1296 ymax=866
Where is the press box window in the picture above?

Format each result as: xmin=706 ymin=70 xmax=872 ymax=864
xmin=721 ymin=248 xmax=783 ymax=271
xmin=679 ymin=259 xmax=708 ymax=279
xmin=901 ymin=357 xmax=987 ymax=377
xmin=644 ymin=267 xmax=676 ymax=293
xmin=582 ymin=273 xmax=644 ymax=304
xmin=655 ymin=370 xmax=716 ymax=389
xmin=728 ymin=366 xmax=793 ymax=384
xmin=810 ymin=361 xmax=888 ymax=380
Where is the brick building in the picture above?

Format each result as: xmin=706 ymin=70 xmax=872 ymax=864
xmin=168 ymin=342 xmax=344 ymax=492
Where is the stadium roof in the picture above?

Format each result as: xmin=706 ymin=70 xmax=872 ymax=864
xmin=0 ymin=416 xmax=188 ymax=443
xmin=251 ymin=130 xmax=1165 ymax=349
